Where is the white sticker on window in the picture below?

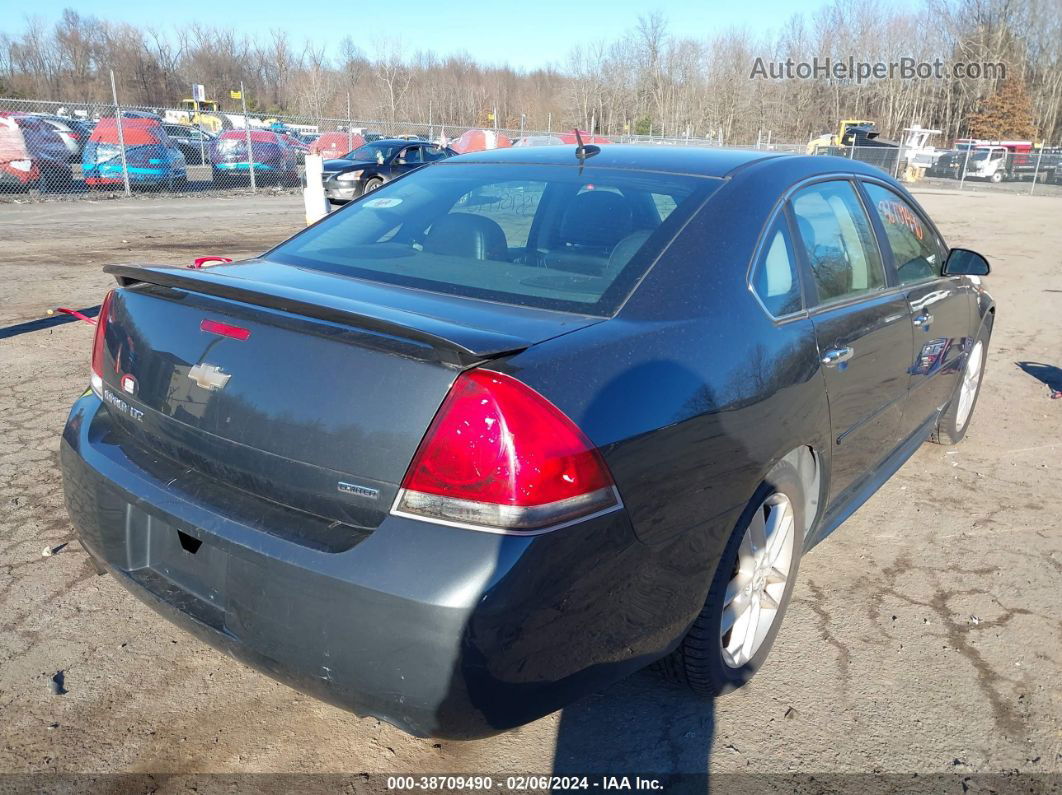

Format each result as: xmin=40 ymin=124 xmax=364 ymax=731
xmin=363 ymin=197 xmax=402 ymax=208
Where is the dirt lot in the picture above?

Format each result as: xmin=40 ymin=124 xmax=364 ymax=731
xmin=0 ymin=190 xmax=1060 ymax=785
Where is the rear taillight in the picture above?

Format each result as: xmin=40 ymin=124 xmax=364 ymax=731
xmin=393 ymin=370 xmax=620 ymax=532
xmin=90 ymin=290 xmax=114 ymax=396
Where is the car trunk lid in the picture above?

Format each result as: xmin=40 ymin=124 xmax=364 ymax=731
xmin=97 ymin=261 xmax=603 ymax=532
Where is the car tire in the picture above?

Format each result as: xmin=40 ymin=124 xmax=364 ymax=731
xmin=656 ymin=460 xmax=805 ymax=696
xmin=930 ymin=327 xmax=990 ymax=445
xmin=989 ymin=171 xmax=1003 ymax=183
xmin=363 ymin=177 xmax=384 ymax=194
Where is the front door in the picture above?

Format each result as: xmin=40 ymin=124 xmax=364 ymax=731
xmin=859 ymin=181 xmax=974 ymax=435
xmin=790 ymin=179 xmax=914 ymax=502
xmin=393 ymin=144 xmax=424 ymax=177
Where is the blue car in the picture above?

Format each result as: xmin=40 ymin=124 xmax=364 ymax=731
xmin=83 ymin=113 xmax=187 ymax=190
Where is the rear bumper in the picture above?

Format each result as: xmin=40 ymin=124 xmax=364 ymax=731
xmin=213 ymin=161 xmax=279 ymax=171
xmin=61 ymin=393 xmax=695 ymax=739
xmin=84 ymin=166 xmax=176 ymax=185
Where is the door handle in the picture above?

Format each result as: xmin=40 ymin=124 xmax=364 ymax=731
xmin=913 ymin=312 xmax=934 ymax=326
xmin=822 ymin=346 xmax=854 ymax=366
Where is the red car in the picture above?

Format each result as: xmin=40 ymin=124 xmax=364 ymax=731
xmin=0 ymin=112 xmax=74 ymax=192
xmin=210 ymin=130 xmax=301 ymax=186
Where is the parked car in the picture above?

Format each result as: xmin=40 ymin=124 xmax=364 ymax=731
xmin=321 ymin=139 xmax=456 ymax=205
xmin=61 ymin=146 xmax=993 ymax=740
xmin=449 ymin=129 xmax=513 ymax=154
xmin=310 ymin=131 xmax=366 ymax=160
xmin=279 ymin=133 xmax=310 ymax=162
xmin=0 ymin=112 xmax=75 ymax=191
xmin=83 ymin=113 xmax=187 ymax=190
xmin=210 ymin=130 xmax=301 ymax=186
xmin=162 ymin=124 xmax=217 ymax=166
xmin=31 ymin=113 xmax=94 ymax=160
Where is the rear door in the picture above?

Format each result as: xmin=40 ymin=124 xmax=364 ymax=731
xmin=859 ymin=180 xmax=972 ymax=435
xmin=791 ymin=179 xmax=914 ymax=502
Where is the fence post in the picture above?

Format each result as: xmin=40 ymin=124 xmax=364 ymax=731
xmin=547 ymin=113 xmax=551 ymax=136
xmin=347 ymin=92 xmax=353 ymax=152
xmin=959 ymin=147 xmax=971 ymax=191
xmin=1030 ymin=145 xmax=1045 ymax=195
xmin=240 ymin=81 xmax=255 ymax=193
xmin=303 ymin=154 xmax=328 ymax=225
xmin=109 ymin=70 xmax=131 ymax=196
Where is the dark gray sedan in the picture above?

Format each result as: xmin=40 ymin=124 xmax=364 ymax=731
xmin=61 ymin=145 xmax=993 ymax=739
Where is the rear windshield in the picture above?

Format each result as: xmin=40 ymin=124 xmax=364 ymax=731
xmin=265 ymin=162 xmax=717 ymax=314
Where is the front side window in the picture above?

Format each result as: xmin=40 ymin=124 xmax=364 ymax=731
xmin=398 ymin=146 xmax=423 ymax=164
xmin=347 ymin=142 xmax=402 ymax=163
xmin=265 ymin=163 xmax=718 ymax=314
xmin=791 ymin=181 xmax=885 ymax=305
xmin=863 ymin=183 xmax=944 ymax=284
xmin=751 ymin=215 xmax=802 ymax=317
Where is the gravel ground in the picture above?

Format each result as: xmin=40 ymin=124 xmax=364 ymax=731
xmin=0 ymin=190 xmax=1060 ymax=786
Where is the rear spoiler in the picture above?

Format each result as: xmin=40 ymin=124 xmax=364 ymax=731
xmin=104 ymin=264 xmax=530 ymax=366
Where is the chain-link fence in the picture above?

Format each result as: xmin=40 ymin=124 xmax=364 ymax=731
xmin=809 ymin=142 xmax=1062 ymax=195
xmin=2 ymin=95 xmax=1061 ymax=201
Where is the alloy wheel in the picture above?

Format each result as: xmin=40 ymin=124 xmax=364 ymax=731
xmin=721 ymin=493 xmax=796 ymax=668
xmin=955 ymin=340 xmax=984 ymax=430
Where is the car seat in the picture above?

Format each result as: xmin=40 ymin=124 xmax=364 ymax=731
xmin=423 ymin=213 xmax=508 ymax=261
xmin=544 ymin=190 xmax=634 ymax=275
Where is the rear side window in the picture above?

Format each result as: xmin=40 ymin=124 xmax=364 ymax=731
xmin=751 ymin=215 xmax=802 ymax=317
xmin=862 ymin=183 xmax=944 ymax=284
xmin=266 ymin=163 xmax=718 ymax=314
xmin=791 ymin=181 xmax=884 ymax=305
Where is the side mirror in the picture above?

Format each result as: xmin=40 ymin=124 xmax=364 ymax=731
xmin=943 ymin=248 xmax=990 ymax=276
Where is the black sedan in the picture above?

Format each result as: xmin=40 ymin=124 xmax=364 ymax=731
xmin=321 ymin=138 xmax=456 ymax=205
xmin=61 ymin=145 xmax=993 ymax=739
xmin=162 ymin=123 xmax=216 ymax=166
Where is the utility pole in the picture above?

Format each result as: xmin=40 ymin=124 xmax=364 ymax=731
xmin=241 ymin=81 xmax=255 ymax=193
xmin=109 ymin=70 xmax=131 ymax=196
xmin=347 ymin=92 xmax=353 ymax=152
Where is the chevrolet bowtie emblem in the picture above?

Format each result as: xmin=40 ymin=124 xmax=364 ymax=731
xmin=187 ymin=363 xmax=231 ymax=391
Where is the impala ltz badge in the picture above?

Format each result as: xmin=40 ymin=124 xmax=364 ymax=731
xmin=120 ymin=374 xmax=137 ymax=395
xmin=338 ymin=481 xmax=380 ymax=500
xmin=187 ymin=363 xmax=231 ymax=391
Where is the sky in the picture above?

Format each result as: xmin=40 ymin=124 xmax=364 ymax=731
xmin=9 ymin=0 xmax=853 ymax=71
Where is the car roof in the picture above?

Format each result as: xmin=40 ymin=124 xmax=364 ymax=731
xmin=366 ymin=138 xmax=430 ymax=146
xmin=444 ymin=144 xmax=892 ymax=182
xmin=446 ymin=144 xmax=783 ymax=177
